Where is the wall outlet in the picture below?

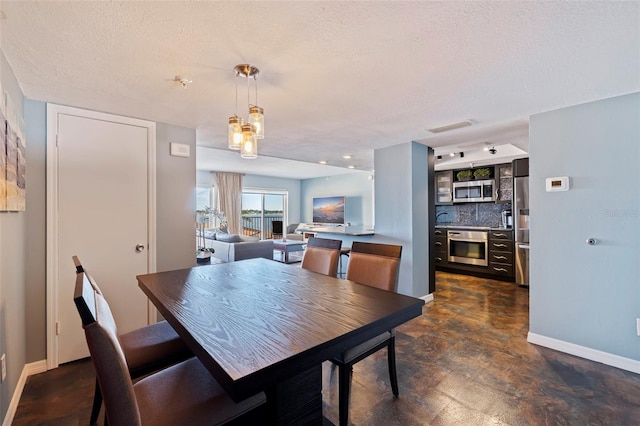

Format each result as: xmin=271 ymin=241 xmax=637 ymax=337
xmin=1 ymin=353 xmax=6 ymax=382
xmin=637 ymin=318 xmax=640 ymax=337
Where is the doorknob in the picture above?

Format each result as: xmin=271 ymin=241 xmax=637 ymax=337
xmin=135 ymin=244 xmax=145 ymax=252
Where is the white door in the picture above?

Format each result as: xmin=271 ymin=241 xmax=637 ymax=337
xmin=47 ymin=105 xmax=156 ymax=366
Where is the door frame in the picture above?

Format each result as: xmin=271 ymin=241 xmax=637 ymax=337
xmin=45 ymin=104 xmax=157 ymax=369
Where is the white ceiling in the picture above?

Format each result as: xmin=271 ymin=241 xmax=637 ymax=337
xmin=1 ymin=1 xmax=638 ymax=176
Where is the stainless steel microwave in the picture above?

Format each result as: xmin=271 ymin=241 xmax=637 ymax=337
xmin=452 ymin=179 xmax=495 ymax=203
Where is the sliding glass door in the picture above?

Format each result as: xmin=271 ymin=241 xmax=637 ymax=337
xmin=241 ymin=190 xmax=287 ymax=239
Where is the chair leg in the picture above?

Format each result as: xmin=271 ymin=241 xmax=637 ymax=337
xmin=338 ymin=364 xmax=353 ymax=426
xmin=90 ymin=378 xmax=102 ymax=424
xmin=388 ymin=337 xmax=399 ymax=397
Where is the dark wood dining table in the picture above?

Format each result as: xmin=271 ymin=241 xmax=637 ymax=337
xmin=137 ymin=257 xmax=424 ymax=425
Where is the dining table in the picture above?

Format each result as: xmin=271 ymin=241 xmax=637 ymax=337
xmin=136 ymin=257 xmax=424 ymax=425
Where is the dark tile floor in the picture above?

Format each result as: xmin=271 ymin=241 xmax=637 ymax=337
xmin=13 ymin=272 xmax=640 ymax=425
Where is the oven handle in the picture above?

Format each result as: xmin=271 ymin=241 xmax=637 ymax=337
xmin=449 ymin=236 xmax=487 ymax=243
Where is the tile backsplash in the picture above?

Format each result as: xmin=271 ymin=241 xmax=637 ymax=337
xmin=435 ymin=203 xmax=512 ymax=228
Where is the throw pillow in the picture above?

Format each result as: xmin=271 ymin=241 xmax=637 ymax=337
xmin=215 ymin=232 xmax=243 ymax=243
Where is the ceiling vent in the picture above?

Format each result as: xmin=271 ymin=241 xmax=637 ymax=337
xmin=428 ymin=120 xmax=473 ymax=134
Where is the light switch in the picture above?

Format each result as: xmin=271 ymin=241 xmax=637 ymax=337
xmin=170 ymin=143 xmax=190 ymax=158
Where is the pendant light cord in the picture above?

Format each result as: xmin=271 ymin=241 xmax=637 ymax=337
xmin=234 ymin=72 xmax=239 ymax=116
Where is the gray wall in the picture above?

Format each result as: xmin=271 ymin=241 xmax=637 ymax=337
xmin=156 ymin=124 xmax=197 ymax=272
xmin=374 ymin=142 xmax=431 ymax=297
xmin=0 ymin=49 xmax=198 ymax=420
xmin=23 ymin=100 xmax=46 ymax=362
xmin=529 ymin=92 xmax=640 ymax=360
xmin=300 ymin=171 xmax=373 ymax=226
xmin=0 ymin=50 xmax=26 ymax=421
xmin=197 ymin=171 xmax=302 ymax=224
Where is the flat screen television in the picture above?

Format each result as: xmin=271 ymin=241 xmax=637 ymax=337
xmin=312 ymin=196 xmax=345 ymax=224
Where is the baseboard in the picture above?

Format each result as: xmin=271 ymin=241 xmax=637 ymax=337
xmin=419 ymin=293 xmax=434 ymax=303
xmin=527 ymin=332 xmax=640 ymax=374
xmin=2 ymin=360 xmax=47 ymax=426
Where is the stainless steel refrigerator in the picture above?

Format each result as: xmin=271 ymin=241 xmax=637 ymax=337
xmin=513 ymin=159 xmax=530 ymax=286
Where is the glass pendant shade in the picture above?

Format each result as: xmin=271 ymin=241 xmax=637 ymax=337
xmin=248 ymin=106 xmax=265 ymax=139
xmin=228 ymin=116 xmax=243 ymax=150
xmin=240 ymin=124 xmax=258 ymax=159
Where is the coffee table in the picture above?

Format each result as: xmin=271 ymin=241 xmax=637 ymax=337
xmin=272 ymin=239 xmax=306 ymax=263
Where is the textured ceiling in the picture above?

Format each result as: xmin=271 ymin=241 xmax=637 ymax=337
xmin=1 ymin=1 xmax=638 ymax=175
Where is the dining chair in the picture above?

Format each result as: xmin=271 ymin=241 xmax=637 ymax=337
xmin=73 ymin=260 xmax=266 ymax=426
xmin=72 ymin=256 xmax=193 ymax=424
xmin=331 ymin=241 xmax=403 ymax=426
xmin=300 ymin=237 xmax=342 ymax=277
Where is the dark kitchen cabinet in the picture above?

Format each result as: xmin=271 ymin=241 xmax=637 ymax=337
xmin=488 ymin=230 xmax=515 ymax=278
xmin=435 ymin=170 xmax=453 ymax=205
xmin=495 ymin=163 xmax=513 ymax=203
xmin=434 ymin=231 xmax=448 ymax=266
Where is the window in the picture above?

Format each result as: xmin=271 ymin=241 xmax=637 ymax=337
xmin=195 ymin=185 xmax=218 ymax=228
xmin=241 ymin=189 xmax=288 ymax=239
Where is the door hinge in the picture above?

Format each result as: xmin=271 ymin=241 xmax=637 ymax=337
xmin=56 ymin=321 xmax=61 ymax=335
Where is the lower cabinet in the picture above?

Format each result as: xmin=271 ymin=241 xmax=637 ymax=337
xmin=434 ymin=233 xmax=448 ymax=267
xmin=434 ymin=228 xmax=515 ymax=282
xmin=488 ymin=231 xmax=514 ymax=279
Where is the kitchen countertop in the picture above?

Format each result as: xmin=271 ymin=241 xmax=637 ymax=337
xmin=435 ymin=225 xmax=513 ymax=231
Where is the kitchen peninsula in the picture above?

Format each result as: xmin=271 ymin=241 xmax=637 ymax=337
xmin=295 ymin=224 xmax=375 ymax=237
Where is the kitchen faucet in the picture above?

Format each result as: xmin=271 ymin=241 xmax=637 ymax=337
xmin=436 ymin=212 xmax=448 ymax=222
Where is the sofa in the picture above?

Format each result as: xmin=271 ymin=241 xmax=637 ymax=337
xmin=197 ymin=230 xmax=274 ymax=263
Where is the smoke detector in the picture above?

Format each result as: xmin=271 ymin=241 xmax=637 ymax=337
xmin=174 ymin=76 xmax=193 ymax=89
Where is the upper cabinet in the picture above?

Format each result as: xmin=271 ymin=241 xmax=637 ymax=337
xmin=435 ymin=170 xmax=453 ymax=205
xmin=495 ymin=163 xmax=513 ymax=203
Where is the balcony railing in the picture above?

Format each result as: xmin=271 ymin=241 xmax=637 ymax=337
xmin=242 ymin=214 xmax=283 ymax=239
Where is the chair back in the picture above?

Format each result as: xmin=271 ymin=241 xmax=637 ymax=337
xmin=272 ymin=220 xmax=283 ymax=235
xmin=346 ymin=242 xmax=402 ymax=292
xmin=301 ymin=237 xmax=342 ymax=277
xmin=73 ymin=260 xmax=142 ymax=425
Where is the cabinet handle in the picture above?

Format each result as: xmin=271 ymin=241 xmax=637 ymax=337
xmin=435 ymin=230 xmax=442 ymax=235
xmin=493 ymin=233 xmax=507 ymax=237
xmin=493 ymin=243 xmax=507 ymax=248
xmin=435 ymin=241 xmax=442 ymax=246
xmin=493 ymin=255 xmax=507 ymax=260
xmin=493 ymin=267 xmax=508 ymax=272
xmin=435 ymin=257 xmax=442 ymax=262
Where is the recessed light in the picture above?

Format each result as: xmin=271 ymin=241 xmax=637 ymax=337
xmin=342 ymin=155 xmax=352 ymax=159
xmin=348 ymin=165 xmax=356 ymax=169
xmin=449 ymin=152 xmax=455 ymax=157
xmin=318 ymin=160 xmax=327 ymax=164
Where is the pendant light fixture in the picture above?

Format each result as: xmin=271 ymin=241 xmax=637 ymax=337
xmin=229 ymin=64 xmax=264 ymax=159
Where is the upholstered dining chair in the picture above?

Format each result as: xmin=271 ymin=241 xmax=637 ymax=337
xmin=300 ymin=237 xmax=342 ymax=277
xmin=331 ymin=241 xmax=403 ymax=426
xmin=72 ymin=256 xmax=193 ymax=424
xmin=73 ymin=259 xmax=266 ymax=426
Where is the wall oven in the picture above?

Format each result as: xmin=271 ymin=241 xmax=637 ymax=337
xmin=448 ymin=230 xmax=488 ymax=266
xmin=453 ymin=179 xmax=495 ymax=203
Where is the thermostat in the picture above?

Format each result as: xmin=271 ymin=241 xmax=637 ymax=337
xmin=545 ymin=176 xmax=569 ymax=192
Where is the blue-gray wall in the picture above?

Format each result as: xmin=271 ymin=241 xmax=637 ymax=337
xmin=1 ymin=47 xmax=198 ymax=421
xmin=197 ymin=171 xmax=302 ymax=225
xmin=300 ymin=172 xmax=373 ymax=226
xmin=0 ymin=50 xmax=26 ymax=421
xmin=373 ymin=142 xmax=431 ymax=297
xmin=529 ymin=92 xmax=640 ymax=362
xmin=156 ymin=124 xmax=197 ymax=272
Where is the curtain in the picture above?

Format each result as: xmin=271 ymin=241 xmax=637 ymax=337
xmin=213 ymin=172 xmax=243 ymax=234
